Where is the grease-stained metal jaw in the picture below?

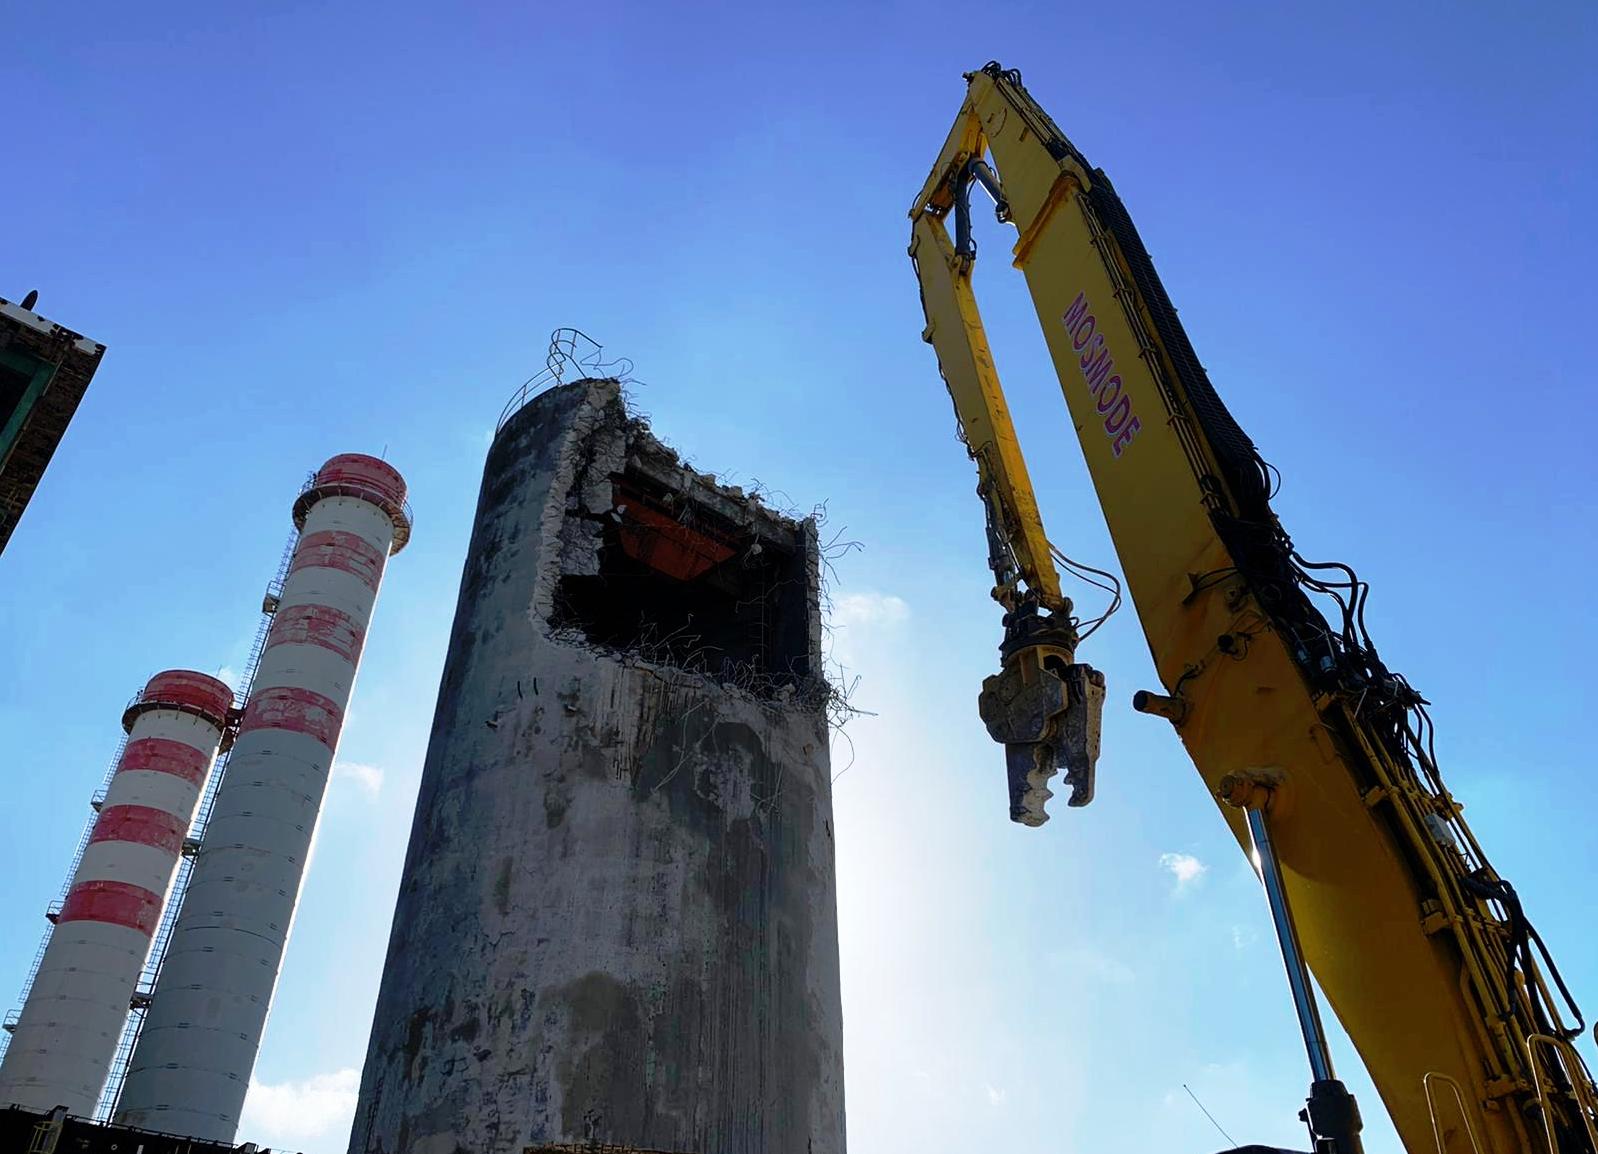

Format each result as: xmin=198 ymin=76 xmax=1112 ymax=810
xmin=982 ymin=654 xmax=1105 ymax=826
xmin=978 ymin=605 xmax=1105 ymax=826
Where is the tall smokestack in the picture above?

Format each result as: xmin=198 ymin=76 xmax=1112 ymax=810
xmin=349 ymin=383 xmax=844 ymax=1154
xmin=0 ymin=671 xmax=233 ymax=1115
xmin=114 ymin=455 xmax=409 ymax=1142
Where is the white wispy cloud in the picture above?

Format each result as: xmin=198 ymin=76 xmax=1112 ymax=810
xmin=828 ymin=591 xmax=910 ymax=666
xmin=832 ymin=591 xmax=910 ymax=628
xmin=239 ymin=1066 xmax=359 ymax=1147
xmin=985 ymin=1082 xmax=1008 ymax=1107
xmin=1231 ymin=924 xmax=1259 ymax=951
xmin=1160 ymin=851 xmax=1209 ymax=894
xmin=332 ymin=760 xmax=385 ymax=795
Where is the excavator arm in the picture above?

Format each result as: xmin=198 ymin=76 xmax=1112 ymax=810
xmin=910 ymin=63 xmax=1598 ymax=1154
xmin=910 ymin=82 xmax=1108 ymax=828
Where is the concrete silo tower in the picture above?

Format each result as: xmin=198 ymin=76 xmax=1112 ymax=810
xmin=115 ymin=454 xmax=409 ymax=1143
xmin=0 ymin=671 xmax=233 ymax=1115
xmin=349 ymin=382 xmax=844 ymax=1154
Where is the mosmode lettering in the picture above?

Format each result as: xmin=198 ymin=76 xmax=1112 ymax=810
xmin=1060 ymin=291 xmax=1142 ymax=458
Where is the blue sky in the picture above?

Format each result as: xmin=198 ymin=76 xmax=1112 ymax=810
xmin=2 ymin=3 xmax=1595 ymax=1151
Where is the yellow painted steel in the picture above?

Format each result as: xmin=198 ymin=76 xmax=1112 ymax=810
xmin=911 ymin=65 xmax=1596 ymax=1154
xmin=911 ymin=213 xmax=1064 ymax=612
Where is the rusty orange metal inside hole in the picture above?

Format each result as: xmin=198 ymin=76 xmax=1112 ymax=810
xmin=614 ymin=483 xmax=737 ymax=581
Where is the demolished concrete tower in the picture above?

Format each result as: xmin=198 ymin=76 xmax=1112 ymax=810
xmin=349 ymin=380 xmax=845 ymax=1154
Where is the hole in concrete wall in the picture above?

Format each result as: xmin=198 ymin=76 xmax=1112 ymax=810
xmin=551 ymin=468 xmax=814 ymax=694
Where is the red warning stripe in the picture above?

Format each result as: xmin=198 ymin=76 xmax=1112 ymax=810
xmin=139 ymin=671 xmax=234 ymax=722
xmin=88 ymin=804 xmax=188 ymax=855
xmin=117 ymin=737 xmax=210 ymax=787
xmin=313 ymin=454 xmax=407 ymax=506
xmin=265 ymin=602 xmax=366 ymax=663
xmin=289 ymin=530 xmax=385 ymax=591
xmin=59 ymin=879 xmax=162 ymax=936
xmin=238 ymin=685 xmax=344 ymax=747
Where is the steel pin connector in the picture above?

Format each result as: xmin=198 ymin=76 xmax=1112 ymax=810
xmin=1132 ymin=689 xmax=1186 ymax=723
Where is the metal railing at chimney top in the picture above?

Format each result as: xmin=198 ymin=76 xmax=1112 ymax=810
xmin=495 ymin=327 xmax=635 ymax=435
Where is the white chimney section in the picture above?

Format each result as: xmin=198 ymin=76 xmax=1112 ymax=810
xmin=0 ymin=671 xmax=233 ymax=1115
xmin=114 ymin=454 xmax=409 ymax=1142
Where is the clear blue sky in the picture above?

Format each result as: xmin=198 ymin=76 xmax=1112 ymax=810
xmin=3 ymin=3 xmax=1595 ymax=1152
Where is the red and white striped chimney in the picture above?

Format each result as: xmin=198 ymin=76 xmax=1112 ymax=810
xmin=0 ymin=671 xmax=233 ymax=1115
xmin=115 ymin=454 xmax=408 ymax=1142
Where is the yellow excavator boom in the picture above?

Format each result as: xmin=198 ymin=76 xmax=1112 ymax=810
xmin=910 ymin=62 xmax=1598 ymax=1154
